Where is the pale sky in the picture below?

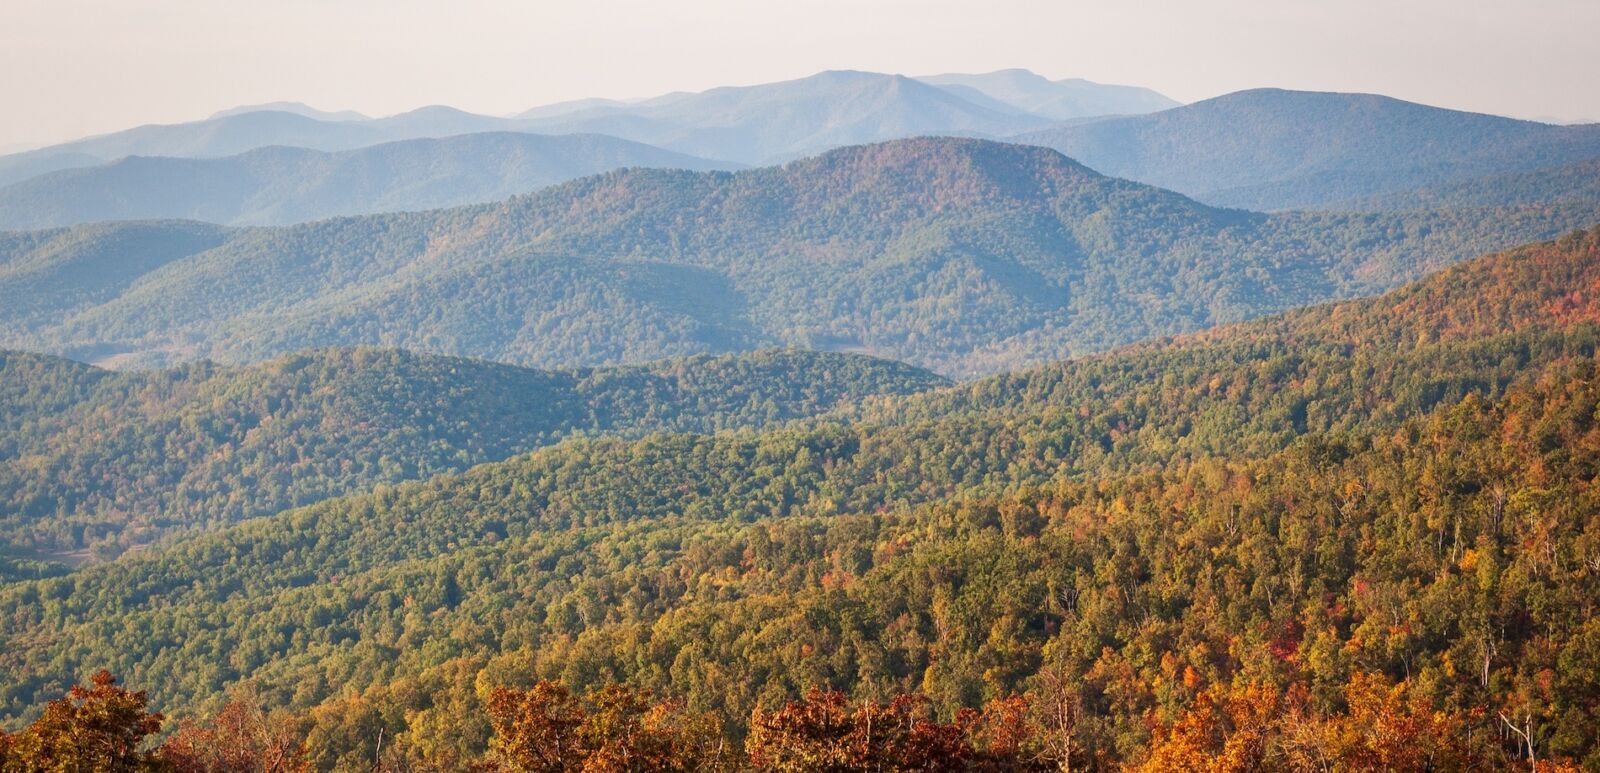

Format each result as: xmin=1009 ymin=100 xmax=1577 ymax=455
xmin=3 ymin=0 xmax=1597 ymax=150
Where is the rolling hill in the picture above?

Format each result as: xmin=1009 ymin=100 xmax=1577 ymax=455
xmin=2 ymin=137 xmax=1595 ymax=376
xmin=1014 ymin=88 xmax=1600 ymax=210
xmin=0 ymin=347 xmax=943 ymax=558
xmin=0 ymin=132 xmax=738 ymax=229
xmin=2 ymin=228 xmax=1595 ymax=767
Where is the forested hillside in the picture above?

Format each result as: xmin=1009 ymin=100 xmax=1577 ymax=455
xmin=3 ymin=138 xmax=1596 ymax=376
xmin=3 ymin=229 xmax=1596 ymax=769
xmin=1335 ymin=156 xmax=1600 ymax=212
xmin=0 ymin=347 xmax=944 ymax=558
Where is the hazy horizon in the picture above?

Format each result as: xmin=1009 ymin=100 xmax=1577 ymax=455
xmin=3 ymin=0 xmax=1598 ymax=150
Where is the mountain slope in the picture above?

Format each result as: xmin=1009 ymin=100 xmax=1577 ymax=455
xmin=0 ymin=133 xmax=739 ymax=228
xmin=0 ymin=220 xmax=231 ymax=342
xmin=917 ymin=69 xmax=1180 ymax=120
xmin=1332 ymin=156 xmax=1600 ymax=212
xmin=2 ymin=137 xmax=1595 ymax=376
xmin=1014 ymin=88 xmax=1600 ymax=210
xmin=876 ymin=226 xmax=1600 ymax=427
xmin=2 ymin=229 xmax=1596 ymax=765
xmin=0 ymin=347 xmax=944 ymax=557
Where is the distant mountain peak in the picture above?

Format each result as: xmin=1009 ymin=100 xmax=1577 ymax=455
xmin=1014 ymin=86 xmax=1600 ymax=209
xmin=950 ymin=68 xmax=1055 ymax=85
xmin=208 ymin=102 xmax=368 ymax=122
xmin=808 ymin=69 xmax=890 ymax=81
xmin=384 ymin=104 xmax=479 ymax=119
xmin=1181 ymin=87 xmax=1530 ymax=120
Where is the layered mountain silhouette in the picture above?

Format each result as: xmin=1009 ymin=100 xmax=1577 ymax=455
xmin=509 ymin=70 xmax=1055 ymax=162
xmin=11 ymin=81 xmax=1598 ymax=225
xmin=0 ymin=132 xmax=738 ymax=228
xmin=2 ymin=138 xmax=1594 ymax=376
xmin=1015 ymin=88 xmax=1600 ymax=210
xmin=0 ymin=69 xmax=1174 ymax=190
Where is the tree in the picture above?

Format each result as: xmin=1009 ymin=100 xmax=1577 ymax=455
xmin=484 ymin=681 xmax=730 ymax=772
xmin=1134 ymin=682 xmax=1278 ymax=773
xmin=1030 ymin=665 xmax=1084 ymax=772
xmin=155 ymin=687 xmax=310 ymax=772
xmin=2 ymin=670 xmax=165 ymax=772
xmin=1280 ymin=673 xmax=1477 ymax=771
xmin=486 ymin=682 xmax=586 ymax=772
xmin=746 ymin=688 xmax=1043 ymax=772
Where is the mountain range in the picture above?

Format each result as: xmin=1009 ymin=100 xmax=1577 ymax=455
xmin=0 ymin=132 xmax=737 ymax=229
xmin=3 ymin=137 xmax=1595 ymax=376
xmin=8 ymin=80 xmax=1597 ymax=233
xmin=511 ymin=69 xmax=1064 ymax=163
xmin=0 ymin=69 xmax=1177 ymax=190
xmin=5 ymin=58 xmax=1600 ymax=769
xmin=1015 ymin=88 xmax=1600 ymax=210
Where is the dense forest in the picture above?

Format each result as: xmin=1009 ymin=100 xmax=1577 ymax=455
xmin=2 ymin=228 xmax=1597 ymax=769
xmin=3 ymin=138 xmax=1597 ymax=376
xmin=0 ymin=347 xmax=943 ymax=558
